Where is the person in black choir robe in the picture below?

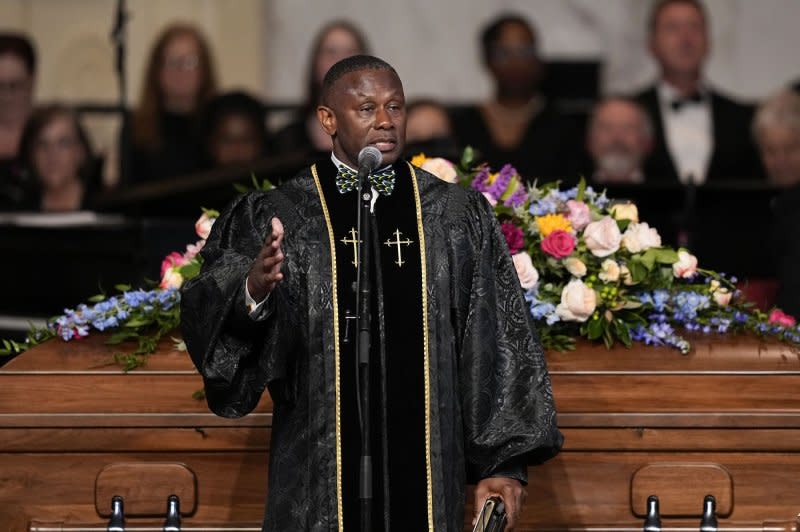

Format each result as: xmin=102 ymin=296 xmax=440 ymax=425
xmin=181 ymin=55 xmax=562 ymax=532
xmin=450 ymin=14 xmax=576 ymax=180
xmin=635 ymin=0 xmax=763 ymax=184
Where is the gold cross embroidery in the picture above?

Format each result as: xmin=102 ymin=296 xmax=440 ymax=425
xmin=384 ymin=229 xmax=414 ymax=267
xmin=340 ymin=227 xmax=361 ymax=267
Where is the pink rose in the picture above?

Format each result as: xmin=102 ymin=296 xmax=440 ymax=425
xmin=672 ymin=250 xmax=698 ymax=279
xmin=512 ymin=252 xmax=539 ymax=290
xmin=160 ymin=251 xmax=188 ymax=278
xmin=501 ymin=222 xmax=525 ymax=255
xmin=583 ymin=216 xmax=622 ymax=257
xmin=712 ymin=288 xmax=732 ymax=307
xmin=768 ymin=309 xmax=797 ymax=327
xmin=421 ymin=157 xmax=458 ymax=183
xmin=541 ymin=230 xmax=576 ymax=259
xmin=556 ymin=279 xmax=597 ymax=322
xmin=566 ymin=200 xmax=591 ymax=231
xmin=195 ymin=212 xmax=215 ymax=240
xmin=184 ymin=240 xmax=206 ymax=261
xmin=160 ymin=268 xmax=184 ymax=290
xmin=481 ymin=191 xmax=497 ymax=207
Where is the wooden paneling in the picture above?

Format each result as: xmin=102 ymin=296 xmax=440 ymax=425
xmin=630 ymin=463 xmax=733 ymax=517
xmin=2 ymin=334 xmax=800 ymax=531
xmin=95 ymin=462 xmax=197 ymax=517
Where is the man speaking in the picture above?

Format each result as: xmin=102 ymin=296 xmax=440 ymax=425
xmin=181 ymin=55 xmax=562 ymax=531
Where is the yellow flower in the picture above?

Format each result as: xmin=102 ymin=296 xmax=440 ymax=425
xmin=536 ymin=213 xmax=573 ymax=237
xmin=410 ymin=153 xmax=427 ymax=167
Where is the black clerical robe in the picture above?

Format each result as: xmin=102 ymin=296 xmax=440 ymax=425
xmin=180 ymin=160 xmax=563 ymax=531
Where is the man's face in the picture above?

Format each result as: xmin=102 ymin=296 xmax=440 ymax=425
xmin=318 ymin=69 xmax=406 ymax=168
xmin=650 ymin=3 xmax=708 ymax=79
xmin=588 ymin=100 xmax=652 ymax=181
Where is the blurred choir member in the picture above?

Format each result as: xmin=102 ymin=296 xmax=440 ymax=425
xmin=635 ymin=0 xmax=762 ymax=184
xmin=18 ymin=104 xmax=96 ymax=212
xmin=450 ymin=13 xmax=574 ymax=179
xmin=754 ymin=90 xmax=800 ymax=318
xmin=0 ymin=33 xmax=36 ymax=208
xmin=403 ymin=99 xmax=459 ymax=160
xmin=272 ymin=21 xmax=368 ymax=165
xmin=130 ymin=23 xmax=218 ymax=183
xmin=753 ymin=90 xmax=800 ymax=188
xmin=586 ymin=97 xmax=653 ymax=184
xmin=203 ymin=91 xmax=268 ymax=168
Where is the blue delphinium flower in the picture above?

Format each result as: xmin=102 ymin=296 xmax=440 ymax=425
xmin=529 ymin=198 xmax=558 ymax=216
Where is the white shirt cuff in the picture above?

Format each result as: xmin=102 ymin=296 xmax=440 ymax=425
xmin=244 ymin=278 xmax=270 ymax=321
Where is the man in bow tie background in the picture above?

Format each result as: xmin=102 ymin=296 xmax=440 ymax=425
xmin=180 ymin=54 xmax=562 ymax=531
xmin=634 ymin=0 xmax=763 ymax=184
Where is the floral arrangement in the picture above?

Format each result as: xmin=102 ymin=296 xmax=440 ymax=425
xmin=0 ymin=209 xmax=218 ymax=369
xmin=413 ymin=150 xmax=800 ymax=353
xmin=3 ymin=152 xmax=799 ymax=365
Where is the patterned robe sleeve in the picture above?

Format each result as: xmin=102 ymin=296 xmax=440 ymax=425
xmin=180 ymin=191 xmax=297 ymax=418
xmin=457 ymin=191 xmax=563 ymax=483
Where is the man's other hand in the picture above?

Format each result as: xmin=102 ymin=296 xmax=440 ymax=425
xmin=473 ymin=477 xmax=527 ymax=531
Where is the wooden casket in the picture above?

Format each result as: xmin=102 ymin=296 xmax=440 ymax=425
xmin=1 ymin=334 xmax=799 ymax=531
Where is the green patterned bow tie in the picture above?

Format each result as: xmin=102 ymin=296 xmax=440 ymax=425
xmin=335 ymin=165 xmax=396 ymax=196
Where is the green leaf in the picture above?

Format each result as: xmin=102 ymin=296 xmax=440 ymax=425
xmin=586 ymin=316 xmax=603 ymax=340
xmin=653 ymin=248 xmax=679 ymax=265
xmin=576 ymin=177 xmax=586 ymax=202
xmin=603 ymin=327 xmax=614 ymax=349
xmin=124 ymin=317 xmax=152 ymax=328
xmin=88 ymin=294 xmax=106 ymax=303
xmin=628 ymin=260 xmax=648 ymax=283
xmin=639 ymin=249 xmax=657 ymax=270
xmin=613 ymin=319 xmax=633 ymax=347
xmin=616 ymin=219 xmax=631 ymax=233
xmin=114 ymin=284 xmax=132 ymax=292
xmin=192 ymin=388 xmax=206 ymax=401
xmin=201 ymin=207 xmax=220 ymax=218
xmin=177 ymin=261 xmax=201 ymax=280
xmin=107 ymin=330 xmax=137 ymax=345
xmin=233 ymin=183 xmax=249 ymax=194
xmin=460 ymin=146 xmax=475 ymax=170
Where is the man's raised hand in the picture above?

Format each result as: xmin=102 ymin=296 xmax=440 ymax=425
xmin=247 ymin=217 xmax=285 ymax=302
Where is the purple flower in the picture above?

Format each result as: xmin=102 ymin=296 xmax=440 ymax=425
xmin=470 ymin=166 xmax=491 ymax=193
xmin=504 ymin=187 xmax=528 ymax=208
xmin=487 ymin=164 xmax=516 ymax=199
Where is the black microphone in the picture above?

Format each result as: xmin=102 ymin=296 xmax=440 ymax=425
xmin=357 ymin=146 xmax=383 ymax=190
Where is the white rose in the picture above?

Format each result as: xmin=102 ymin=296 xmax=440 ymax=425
xmin=556 ymin=279 xmax=597 ymax=322
xmin=421 ymin=157 xmax=458 ymax=183
xmin=599 ymin=259 xmax=621 ymax=283
xmin=673 ymin=250 xmax=698 ymax=278
xmin=713 ymin=288 xmax=732 ymax=307
xmin=512 ymin=252 xmax=539 ymax=290
xmin=564 ymin=257 xmax=587 ymax=278
xmin=583 ymin=216 xmax=622 ymax=257
xmin=621 ymin=222 xmax=662 ymax=253
xmin=160 ymin=268 xmax=184 ymax=289
xmin=610 ymin=203 xmax=639 ymax=223
xmin=195 ymin=212 xmax=215 ymax=240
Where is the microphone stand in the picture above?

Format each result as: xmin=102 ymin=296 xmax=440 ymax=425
xmin=355 ymin=170 xmax=374 ymax=532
